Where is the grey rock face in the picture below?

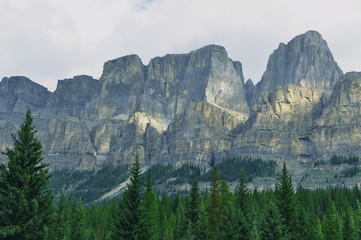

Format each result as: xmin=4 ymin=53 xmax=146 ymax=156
xmin=1 ymin=31 xmax=361 ymax=186
xmin=46 ymin=75 xmax=100 ymax=116
xmin=93 ymin=55 xmax=146 ymax=119
xmin=141 ymin=45 xmax=249 ymax=119
xmin=255 ymin=30 xmax=343 ymax=102
xmin=0 ymin=76 xmax=50 ymax=114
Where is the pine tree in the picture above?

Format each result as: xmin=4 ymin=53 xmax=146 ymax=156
xmin=69 ymin=200 xmax=89 ymax=240
xmin=110 ymin=154 xmax=146 ymax=240
xmin=143 ymin=171 xmax=160 ymax=240
xmin=322 ymin=202 xmax=342 ymax=240
xmin=0 ymin=110 xmax=55 ymax=240
xmin=276 ymin=162 xmax=299 ymax=240
xmin=260 ymin=201 xmax=289 ymax=240
xmin=355 ymin=200 xmax=361 ymax=240
xmin=342 ymin=207 xmax=357 ymax=240
xmin=235 ymin=171 xmax=250 ymax=214
xmin=195 ymin=203 xmax=209 ymax=240
xmin=216 ymin=202 xmax=251 ymax=240
xmin=206 ymin=167 xmax=222 ymax=239
xmin=185 ymin=179 xmax=201 ymax=236
xmin=56 ymin=192 xmax=71 ymax=240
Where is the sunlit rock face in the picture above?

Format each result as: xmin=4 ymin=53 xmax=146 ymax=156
xmin=1 ymin=30 xmax=361 ymax=185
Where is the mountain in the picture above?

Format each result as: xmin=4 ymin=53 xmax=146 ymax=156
xmin=1 ymin=31 xmax=360 ymax=191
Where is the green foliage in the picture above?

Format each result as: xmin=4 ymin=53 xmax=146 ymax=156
xmin=0 ymin=110 xmax=55 ymax=240
xmin=342 ymin=206 xmax=358 ymax=240
xmin=200 ymin=156 xmax=276 ymax=182
xmin=143 ymin=171 xmax=160 ymax=240
xmin=322 ymin=202 xmax=343 ymax=240
xmin=276 ymin=162 xmax=299 ymax=240
xmin=260 ymin=201 xmax=289 ymax=240
xmin=110 ymin=154 xmax=147 ymax=240
xmin=216 ymin=202 xmax=251 ymax=240
xmin=50 ymin=164 xmax=129 ymax=204
xmin=69 ymin=200 xmax=89 ymax=240
xmin=185 ymin=179 xmax=201 ymax=236
xmin=146 ymin=163 xmax=202 ymax=186
xmin=234 ymin=171 xmax=251 ymax=217
xmin=330 ymin=155 xmax=359 ymax=165
xmin=205 ymin=167 xmax=223 ymax=239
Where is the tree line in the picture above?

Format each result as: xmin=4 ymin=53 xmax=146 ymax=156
xmin=1 ymin=110 xmax=361 ymax=240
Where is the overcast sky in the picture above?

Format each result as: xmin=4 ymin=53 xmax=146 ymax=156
xmin=1 ymin=0 xmax=360 ymax=91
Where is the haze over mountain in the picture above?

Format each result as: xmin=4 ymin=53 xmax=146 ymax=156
xmin=1 ymin=30 xmax=361 ymax=188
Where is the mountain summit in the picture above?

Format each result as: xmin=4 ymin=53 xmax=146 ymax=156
xmin=1 ymin=31 xmax=360 ymax=188
xmin=256 ymin=30 xmax=343 ymax=98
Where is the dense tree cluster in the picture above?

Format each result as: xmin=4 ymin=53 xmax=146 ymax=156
xmin=55 ymin=163 xmax=361 ymax=240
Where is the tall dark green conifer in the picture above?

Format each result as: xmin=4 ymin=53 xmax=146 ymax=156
xmin=69 ymin=200 xmax=88 ymax=240
xmin=0 ymin=110 xmax=55 ymax=240
xmin=206 ymin=167 xmax=222 ymax=239
xmin=56 ymin=192 xmax=70 ymax=240
xmin=185 ymin=179 xmax=201 ymax=236
xmin=322 ymin=202 xmax=342 ymax=240
xmin=276 ymin=162 xmax=299 ymax=240
xmin=143 ymin=170 xmax=160 ymax=240
xmin=216 ymin=202 xmax=251 ymax=240
xmin=110 ymin=154 xmax=146 ymax=240
xmin=235 ymin=171 xmax=251 ymax=218
xmin=342 ymin=207 xmax=357 ymax=240
xmin=260 ymin=201 xmax=289 ymax=240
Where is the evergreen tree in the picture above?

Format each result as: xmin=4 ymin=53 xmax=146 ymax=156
xmin=195 ymin=203 xmax=209 ymax=240
xmin=234 ymin=171 xmax=251 ymax=217
xmin=355 ymin=200 xmax=361 ymax=240
xmin=260 ymin=201 xmax=289 ymax=240
xmin=110 ymin=154 xmax=146 ymax=240
xmin=276 ymin=162 xmax=299 ymax=240
xmin=322 ymin=202 xmax=342 ymax=240
xmin=303 ymin=211 xmax=323 ymax=240
xmin=69 ymin=200 xmax=88 ymax=240
xmin=205 ymin=167 xmax=222 ymax=239
xmin=185 ymin=179 xmax=201 ymax=236
xmin=56 ymin=192 xmax=71 ymax=240
xmin=220 ymin=180 xmax=233 ymax=206
xmin=342 ymin=207 xmax=357 ymax=240
xmin=143 ymin=171 xmax=160 ymax=240
xmin=216 ymin=202 xmax=251 ymax=240
xmin=0 ymin=110 xmax=55 ymax=240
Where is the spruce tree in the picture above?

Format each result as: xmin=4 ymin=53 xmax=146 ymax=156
xmin=185 ymin=179 xmax=201 ymax=236
xmin=322 ymin=202 xmax=342 ymax=240
xmin=235 ymin=171 xmax=251 ymax=218
xmin=355 ymin=200 xmax=361 ymax=240
xmin=110 ymin=154 xmax=146 ymax=240
xmin=276 ymin=162 xmax=299 ymax=240
xmin=342 ymin=207 xmax=357 ymax=240
xmin=56 ymin=192 xmax=71 ymax=240
xmin=69 ymin=200 xmax=89 ymax=240
xmin=216 ymin=202 xmax=251 ymax=240
xmin=206 ymin=167 xmax=222 ymax=239
xmin=0 ymin=110 xmax=55 ymax=240
xmin=260 ymin=201 xmax=289 ymax=240
xmin=143 ymin=171 xmax=160 ymax=240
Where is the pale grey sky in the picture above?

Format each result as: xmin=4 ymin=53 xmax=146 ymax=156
xmin=0 ymin=0 xmax=360 ymax=91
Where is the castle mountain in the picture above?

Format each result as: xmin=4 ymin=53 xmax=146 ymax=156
xmin=1 ymin=30 xmax=360 ymax=184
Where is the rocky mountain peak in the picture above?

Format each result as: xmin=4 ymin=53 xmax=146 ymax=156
xmin=0 ymin=76 xmax=50 ymax=114
xmin=255 ymin=30 xmax=343 ymax=99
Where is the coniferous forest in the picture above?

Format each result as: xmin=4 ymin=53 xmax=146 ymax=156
xmin=1 ymin=112 xmax=361 ymax=240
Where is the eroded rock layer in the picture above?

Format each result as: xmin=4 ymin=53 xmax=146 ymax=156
xmin=0 ymin=31 xmax=360 ymax=183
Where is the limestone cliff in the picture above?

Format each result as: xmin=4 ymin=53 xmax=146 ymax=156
xmin=1 ymin=31 xmax=361 ymax=187
xmin=255 ymin=30 xmax=343 ymax=103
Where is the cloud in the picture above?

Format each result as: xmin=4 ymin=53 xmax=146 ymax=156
xmin=0 ymin=0 xmax=360 ymax=91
